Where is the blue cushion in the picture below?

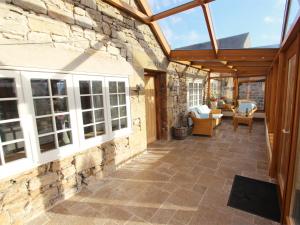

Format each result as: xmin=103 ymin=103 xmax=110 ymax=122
xmin=238 ymin=102 xmax=256 ymax=113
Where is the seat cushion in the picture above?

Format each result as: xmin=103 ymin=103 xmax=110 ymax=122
xmin=189 ymin=107 xmax=200 ymax=118
xmin=199 ymin=113 xmax=210 ymax=119
xmin=199 ymin=105 xmax=211 ymax=114
xmin=238 ymin=102 xmax=256 ymax=113
xmin=212 ymin=114 xmax=223 ymax=119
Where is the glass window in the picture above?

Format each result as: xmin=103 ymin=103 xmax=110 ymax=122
xmin=109 ymin=81 xmax=128 ymax=131
xmin=210 ymin=0 xmax=285 ymax=48
xmin=148 ymin=0 xmax=192 ymax=14
xmin=79 ymin=80 xmax=106 ymax=139
xmin=0 ymin=78 xmax=26 ymax=165
xmin=285 ymin=0 xmax=300 ymax=36
xmin=188 ymin=81 xmax=203 ymax=107
xmin=157 ymin=8 xmax=211 ymax=49
xmin=31 ymin=79 xmax=72 ymax=152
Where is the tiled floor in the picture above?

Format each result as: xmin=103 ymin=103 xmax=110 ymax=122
xmin=29 ymin=119 xmax=279 ymax=225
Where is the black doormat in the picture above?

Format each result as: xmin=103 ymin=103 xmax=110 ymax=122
xmin=228 ymin=175 xmax=281 ymax=222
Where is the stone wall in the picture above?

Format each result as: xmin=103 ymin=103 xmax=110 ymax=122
xmin=0 ymin=0 xmax=207 ymax=224
xmin=239 ymin=81 xmax=265 ymax=110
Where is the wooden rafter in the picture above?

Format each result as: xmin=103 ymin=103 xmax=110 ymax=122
xmin=103 ymin=0 xmax=150 ymax=23
xmin=201 ymin=4 xmax=218 ymax=57
xmin=150 ymin=0 xmax=215 ymax=22
xmin=228 ymin=61 xmax=272 ymax=67
xmin=135 ymin=0 xmax=171 ymax=55
xmin=170 ymin=49 xmax=278 ymax=61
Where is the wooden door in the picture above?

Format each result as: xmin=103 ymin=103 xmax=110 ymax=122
xmin=145 ymin=76 xmax=157 ymax=144
xmin=278 ymin=40 xmax=299 ymax=200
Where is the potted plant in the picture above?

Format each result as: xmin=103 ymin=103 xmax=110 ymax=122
xmin=209 ymin=96 xmax=218 ymax=109
xmin=172 ymin=112 xmax=188 ymax=140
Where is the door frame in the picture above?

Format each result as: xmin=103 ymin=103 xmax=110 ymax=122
xmin=283 ymin=33 xmax=300 ymax=225
xmin=144 ymin=69 xmax=167 ymax=141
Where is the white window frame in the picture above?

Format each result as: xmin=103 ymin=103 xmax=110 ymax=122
xmin=106 ymin=77 xmax=132 ymax=138
xmin=187 ymin=80 xmax=203 ymax=108
xmin=0 ymin=69 xmax=132 ymax=179
xmin=21 ymin=71 xmax=80 ymax=164
xmin=74 ymin=75 xmax=111 ymax=149
xmin=0 ymin=70 xmax=35 ymax=178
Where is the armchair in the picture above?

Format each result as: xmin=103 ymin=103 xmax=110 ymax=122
xmin=189 ymin=105 xmax=223 ymax=136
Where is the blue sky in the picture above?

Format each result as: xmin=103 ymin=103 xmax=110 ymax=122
xmin=148 ymin=0 xmax=288 ymax=49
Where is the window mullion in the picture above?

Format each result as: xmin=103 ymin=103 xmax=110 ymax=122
xmin=0 ymin=142 xmax=6 ymax=166
xmin=48 ymin=79 xmax=59 ymax=149
xmin=90 ymin=82 xmax=96 ymax=137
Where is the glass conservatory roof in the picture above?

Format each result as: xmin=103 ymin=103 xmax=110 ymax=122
xmin=147 ymin=0 xmax=291 ymax=50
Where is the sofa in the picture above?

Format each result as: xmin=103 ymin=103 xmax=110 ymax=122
xmin=189 ymin=105 xmax=223 ymax=136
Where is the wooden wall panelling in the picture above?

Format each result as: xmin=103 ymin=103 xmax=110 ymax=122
xmin=283 ymin=33 xmax=300 ymax=224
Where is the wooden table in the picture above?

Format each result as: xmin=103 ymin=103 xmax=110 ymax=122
xmin=233 ymin=114 xmax=254 ymax=132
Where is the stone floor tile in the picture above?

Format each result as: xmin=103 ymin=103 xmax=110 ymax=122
xmin=26 ymin=119 xmax=278 ymax=225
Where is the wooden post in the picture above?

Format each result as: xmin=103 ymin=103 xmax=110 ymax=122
xmin=207 ymin=72 xmax=211 ymax=103
xmin=233 ymin=76 xmax=238 ymax=107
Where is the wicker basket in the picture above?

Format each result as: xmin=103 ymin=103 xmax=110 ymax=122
xmin=172 ymin=126 xmax=188 ymax=140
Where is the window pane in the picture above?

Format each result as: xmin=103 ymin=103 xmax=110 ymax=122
xmin=3 ymin=142 xmax=26 ymax=162
xmin=111 ymin=107 xmax=119 ymax=119
xmin=112 ymin=120 xmax=119 ymax=131
xmin=120 ymin=106 xmax=127 ymax=117
xmin=39 ymin=134 xmax=56 ymax=153
xmin=79 ymin=81 xmax=90 ymax=95
xmin=80 ymin=96 xmax=92 ymax=109
xmin=33 ymin=99 xmax=51 ymax=116
xmin=36 ymin=117 xmax=53 ymax=135
xmin=94 ymin=109 xmax=104 ymax=122
xmin=120 ymin=118 xmax=127 ymax=129
xmin=57 ymin=131 xmax=72 ymax=147
xmin=84 ymin=126 xmax=94 ymax=139
xmin=0 ymin=100 xmax=19 ymax=120
xmin=53 ymin=97 xmax=68 ymax=113
xmin=31 ymin=79 xmax=49 ymax=97
xmin=0 ymin=122 xmax=23 ymax=142
xmin=93 ymin=95 xmax=103 ymax=108
xmin=92 ymin=81 xmax=102 ymax=94
xmin=119 ymin=94 xmax=126 ymax=105
xmin=110 ymin=95 xmax=118 ymax=106
xmin=109 ymin=82 xmax=117 ymax=93
xmin=96 ymin=123 xmax=105 ymax=136
xmin=82 ymin=111 xmax=93 ymax=125
xmin=55 ymin=115 xmax=70 ymax=131
xmin=51 ymin=80 xmax=67 ymax=96
xmin=0 ymin=78 xmax=16 ymax=98
xmin=118 ymin=82 xmax=125 ymax=93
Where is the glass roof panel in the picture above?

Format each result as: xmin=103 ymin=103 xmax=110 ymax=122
xmin=157 ymin=8 xmax=211 ymax=50
xmin=210 ymin=0 xmax=286 ymax=49
xmin=285 ymin=0 xmax=300 ymax=36
xmin=148 ymin=0 xmax=192 ymax=14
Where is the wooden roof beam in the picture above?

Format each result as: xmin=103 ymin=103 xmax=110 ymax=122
xmin=201 ymin=4 xmax=218 ymax=57
xmin=103 ymin=0 xmax=150 ymax=23
xmin=170 ymin=49 xmax=278 ymax=61
xmin=135 ymin=0 xmax=171 ymax=55
xmin=150 ymin=0 xmax=215 ymax=22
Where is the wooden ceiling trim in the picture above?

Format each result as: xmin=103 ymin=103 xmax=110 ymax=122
xmin=201 ymin=4 xmax=218 ymax=57
xmin=229 ymin=61 xmax=272 ymax=67
xmin=135 ymin=0 xmax=171 ymax=55
xmin=103 ymin=0 xmax=150 ymax=23
xmin=150 ymin=0 xmax=202 ymax=22
xmin=170 ymin=49 xmax=278 ymax=61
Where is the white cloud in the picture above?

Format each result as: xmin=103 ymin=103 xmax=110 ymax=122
xmin=263 ymin=16 xmax=282 ymax=24
xmin=170 ymin=16 xmax=182 ymax=24
xmin=264 ymin=16 xmax=275 ymax=24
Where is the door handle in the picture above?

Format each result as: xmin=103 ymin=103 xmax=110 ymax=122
xmin=282 ymin=129 xmax=290 ymax=134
